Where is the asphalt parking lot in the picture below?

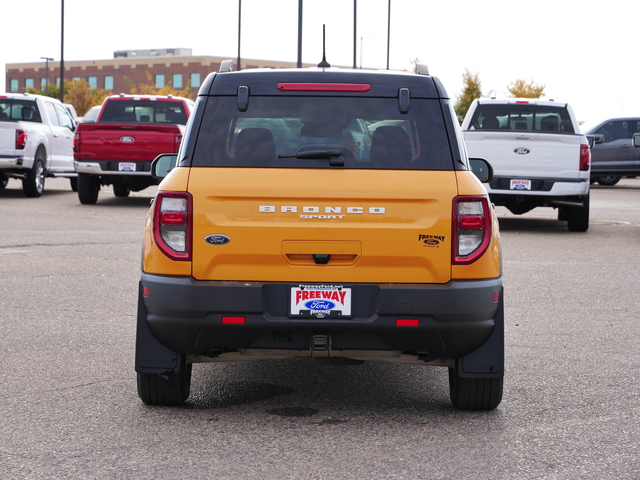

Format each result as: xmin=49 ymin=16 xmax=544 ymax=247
xmin=1 ymin=178 xmax=639 ymax=479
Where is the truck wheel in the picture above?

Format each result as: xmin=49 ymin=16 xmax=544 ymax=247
xmin=448 ymin=367 xmax=503 ymax=410
xmin=0 ymin=172 xmax=8 ymax=189
xmin=23 ymin=152 xmax=46 ymax=197
xmin=137 ymin=363 xmax=192 ymax=406
xmin=567 ymin=193 xmax=589 ymax=232
xmin=113 ymin=183 xmax=131 ymax=197
xmin=597 ymin=176 xmax=621 ymax=186
xmin=69 ymin=177 xmax=78 ymax=192
xmin=77 ymin=174 xmax=100 ymax=204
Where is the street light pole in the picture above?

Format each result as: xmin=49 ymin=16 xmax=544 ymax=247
xmin=40 ymin=57 xmax=53 ymax=95
xmin=59 ymin=0 xmax=65 ymax=102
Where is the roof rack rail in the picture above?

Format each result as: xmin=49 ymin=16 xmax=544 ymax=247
xmin=415 ymin=63 xmax=429 ymax=76
xmin=219 ymin=60 xmax=234 ymax=73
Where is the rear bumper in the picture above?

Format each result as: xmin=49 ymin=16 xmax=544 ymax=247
xmin=136 ymin=274 xmax=504 ymax=376
xmin=74 ymin=160 xmax=153 ymax=176
xmin=487 ymin=176 xmax=589 ymax=197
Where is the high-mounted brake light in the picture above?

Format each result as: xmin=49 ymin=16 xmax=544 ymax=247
xmin=515 ymin=100 xmax=530 ymax=104
xmin=579 ymin=143 xmax=591 ymax=172
xmin=452 ymin=196 xmax=492 ymax=265
xmin=277 ymin=83 xmax=371 ymax=93
xmin=153 ymin=192 xmax=192 ymax=261
xmin=15 ymin=129 xmax=27 ymax=150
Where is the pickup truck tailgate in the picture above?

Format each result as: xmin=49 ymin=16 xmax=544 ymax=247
xmin=0 ymin=123 xmax=16 ymax=159
xmin=75 ymin=123 xmax=182 ymax=161
xmin=463 ymin=131 xmax=583 ymax=179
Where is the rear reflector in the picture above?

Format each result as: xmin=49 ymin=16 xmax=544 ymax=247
xmin=222 ymin=316 xmax=246 ymax=324
xmin=277 ymin=83 xmax=371 ymax=93
xmin=396 ymin=319 xmax=420 ymax=327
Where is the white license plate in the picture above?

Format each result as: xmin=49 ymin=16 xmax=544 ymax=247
xmin=119 ymin=162 xmax=136 ymax=172
xmin=510 ymin=179 xmax=531 ymax=190
xmin=290 ymin=285 xmax=352 ymax=318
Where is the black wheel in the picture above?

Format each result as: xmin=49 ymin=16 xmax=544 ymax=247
xmin=137 ymin=363 xmax=192 ymax=406
xmin=77 ymin=173 xmax=100 ymax=204
xmin=597 ymin=176 xmax=621 ymax=186
xmin=70 ymin=177 xmax=78 ymax=192
xmin=567 ymin=193 xmax=589 ymax=232
xmin=449 ymin=367 xmax=503 ymax=410
xmin=23 ymin=151 xmax=46 ymax=197
xmin=0 ymin=172 xmax=8 ymax=189
xmin=113 ymin=182 xmax=131 ymax=197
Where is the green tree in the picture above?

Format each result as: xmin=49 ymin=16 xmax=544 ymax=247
xmin=454 ymin=69 xmax=482 ymax=123
xmin=507 ymin=79 xmax=545 ymax=98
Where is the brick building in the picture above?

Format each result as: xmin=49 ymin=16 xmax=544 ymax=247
xmin=5 ymin=48 xmax=314 ymax=96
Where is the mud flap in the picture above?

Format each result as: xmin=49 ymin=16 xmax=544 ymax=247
xmin=455 ymin=287 xmax=504 ymax=379
xmin=135 ymin=282 xmax=185 ymax=374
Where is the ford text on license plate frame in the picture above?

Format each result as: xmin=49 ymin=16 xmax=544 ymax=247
xmin=289 ymin=285 xmax=352 ymax=318
xmin=510 ymin=179 xmax=531 ymax=190
xmin=119 ymin=162 xmax=136 ymax=172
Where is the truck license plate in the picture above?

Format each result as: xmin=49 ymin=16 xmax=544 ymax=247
xmin=290 ymin=285 xmax=352 ymax=318
xmin=510 ymin=179 xmax=531 ymax=190
xmin=119 ymin=162 xmax=136 ymax=172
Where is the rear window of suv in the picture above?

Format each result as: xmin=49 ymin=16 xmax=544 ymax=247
xmin=467 ymin=103 xmax=575 ymax=134
xmin=191 ymin=96 xmax=454 ymax=170
xmin=100 ymin=100 xmax=187 ymax=125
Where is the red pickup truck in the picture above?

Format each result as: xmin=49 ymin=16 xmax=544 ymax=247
xmin=73 ymin=94 xmax=194 ymax=204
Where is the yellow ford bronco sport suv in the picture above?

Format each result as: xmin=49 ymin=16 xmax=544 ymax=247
xmin=135 ymin=62 xmax=504 ymax=410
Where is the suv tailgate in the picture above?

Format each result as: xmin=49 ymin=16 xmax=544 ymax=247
xmin=189 ymin=168 xmax=457 ymax=284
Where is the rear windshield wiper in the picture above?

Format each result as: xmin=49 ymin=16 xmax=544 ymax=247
xmin=278 ymin=149 xmax=342 ymax=160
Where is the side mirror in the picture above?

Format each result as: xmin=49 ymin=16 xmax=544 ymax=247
xmin=469 ymin=158 xmax=493 ymax=183
xmin=592 ymin=134 xmax=605 ymax=145
xmin=151 ymin=154 xmax=178 ymax=180
xmin=634 ymin=133 xmax=640 ymax=148
xmin=586 ymin=135 xmax=595 ymax=149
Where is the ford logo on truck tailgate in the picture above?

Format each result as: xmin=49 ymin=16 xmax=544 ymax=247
xmin=514 ymin=148 xmax=530 ymax=155
xmin=120 ymin=136 xmax=135 ymax=143
xmin=204 ymin=234 xmax=231 ymax=245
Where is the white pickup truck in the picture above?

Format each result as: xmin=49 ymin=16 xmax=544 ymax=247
xmin=0 ymin=93 xmax=77 ymax=197
xmin=461 ymin=98 xmax=591 ymax=231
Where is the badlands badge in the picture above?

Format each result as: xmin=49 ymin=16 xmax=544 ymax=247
xmin=290 ymin=284 xmax=352 ymax=318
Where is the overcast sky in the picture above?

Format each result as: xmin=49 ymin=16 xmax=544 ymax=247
xmin=2 ymin=0 xmax=638 ymax=122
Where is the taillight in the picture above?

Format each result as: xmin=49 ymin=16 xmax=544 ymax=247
xmin=174 ymin=134 xmax=183 ymax=152
xmin=579 ymin=143 xmax=590 ymax=172
xmin=452 ymin=196 xmax=492 ymax=265
xmin=153 ymin=192 xmax=192 ymax=261
xmin=16 ymin=129 xmax=27 ymax=150
xmin=73 ymin=132 xmax=80 ymax=154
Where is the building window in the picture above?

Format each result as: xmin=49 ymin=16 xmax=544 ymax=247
xmin=104 ymin=76 xmax=114 ymax=90
xmin=40 ymin=78 xmax=47 ymax=91
xmin=155 ymin=74 xmax=165 ymax=88
xmin=56 ymin=77 xmax=60 ymax=87
xmin=25 ymin=78 xmax=34 ymax=89
xmin=88 ymin=76 xmax=97 ymax=89
xmin=172 ymin=74 xmax=182 ymax=89
xmin=190 ymin=73 xmax=201 ymax=88
xmin=10 ymin=79 xmax=19 ymax=92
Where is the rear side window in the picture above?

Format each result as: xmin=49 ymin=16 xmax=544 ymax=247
xmin=0 ymin=99 xmax=42 ymax=123
xmin=467 ymin=104 xmax=575 ymax=134
xmin=100 ymin=100 xmax=187 ymax=125
xmin=191 ymin=96 xmax=453 ymax=170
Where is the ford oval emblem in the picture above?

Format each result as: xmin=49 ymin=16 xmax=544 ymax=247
xmin=204 ymin=234 xmax=231 ymax=245
xmin=514 ymin=148 xmax=530 ymax=155
xmin=305 ymin=300 xmax=336 ymax=310
xmin=120 ymin=136 xmax=135 ymax=143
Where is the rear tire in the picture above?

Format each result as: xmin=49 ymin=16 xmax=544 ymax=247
xmin=137 ymin=363 xmax=192 ymax=406
xmin=0 ymin=172 xmax=8 ymax=189
xmin=70 ymin=177 xmax=78 ymax=192
xmin=449 ymin=367 xmax=503 ymax=410
xmin=597 ymin=176 xmax=621 ymax=186
xmin=77 ymin=174 xmax=100 ymax=204
xmin=23 ymin=152 xmax=46 ymax=197
xmin=567 ymin=193 xmax=589 ymax=232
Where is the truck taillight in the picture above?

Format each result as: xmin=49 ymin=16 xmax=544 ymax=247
xmin=73 ymin=132 xmax=80 ymax=153
xmin=174 ymin=134 xmax=183 ymax=152
xmin=153 ymin=192 xmax=192 ymax=261
xmin=452 ymin=196 xmax=492 ymax=265
xmin=580 ymin=143 xmax=590 ymax=172
xmin=16 ymin=129 xmax=27 ymax=150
